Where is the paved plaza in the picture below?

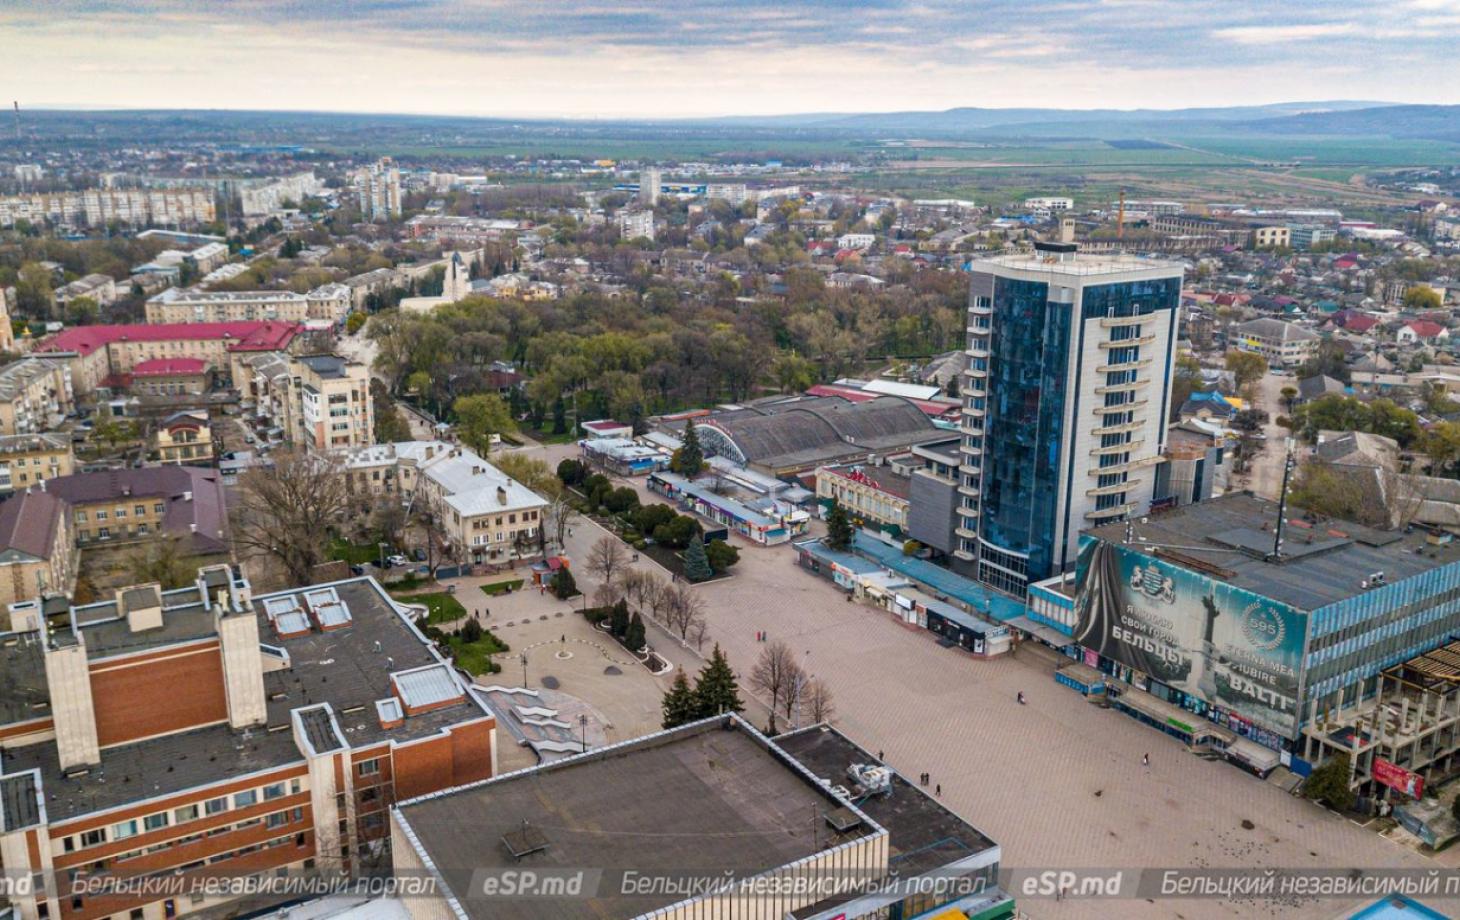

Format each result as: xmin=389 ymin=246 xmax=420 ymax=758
xmin=492 ymin=442 xmax=1460 ymax=919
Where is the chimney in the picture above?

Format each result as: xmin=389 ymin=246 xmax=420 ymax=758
xmin=425 ymin=445 xmax=434 ymax=460
xmin=496 ymin=486 xmax=508 ymax=506
xmin=117 ymin=583 xmax=164 ymax=633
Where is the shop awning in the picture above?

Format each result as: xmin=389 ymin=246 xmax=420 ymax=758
xmin=921 ymin=909 xmax=968 ymax=920
xmin=1004 ymin=615 xmax=1073 ymax=647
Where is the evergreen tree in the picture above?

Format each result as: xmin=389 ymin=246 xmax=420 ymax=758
xmin=683 ymin=537 xmax=713 ymax=582
xmin=692 ymin=644 xmax=744 ymax=717
xmin=626 ymin=612 xmax=646 ymax=652
xmin=610 ymin=598 xmax=631 ymax=638
xmin=825 ymin=501 xmax=854 ymax=551
xmin=552 ymin=567 xmax=578 ymax=600
xmin=661 ymin=671 xmax=697 ymax=729
xmin=672 ymin=424 xmax=704 ymax=477
xmin=1303 ymin=752 xmax=1356 ymax=811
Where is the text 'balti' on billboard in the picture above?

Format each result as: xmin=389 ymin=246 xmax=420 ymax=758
xmin=1073 ymin=540 xmax=1307 ymax=738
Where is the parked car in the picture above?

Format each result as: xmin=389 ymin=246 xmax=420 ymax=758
xmin=386 ymin=554 xmax=409 ymax=568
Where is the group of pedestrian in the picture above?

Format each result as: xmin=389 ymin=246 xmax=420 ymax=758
xmin=755 ymin=630 xmax=768 ymax=642
xmin=916 ymin=772 xmax=941 ymax=796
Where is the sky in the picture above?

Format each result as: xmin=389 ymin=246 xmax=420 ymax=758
xmin=3 ymin=0 xmax=1459 ymax=118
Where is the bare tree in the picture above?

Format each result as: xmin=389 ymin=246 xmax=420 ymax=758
xmin=586 ymin=536 xmax=629 ymax=588
xmin=125 ymin=533 xmax=195 ymax=590
xmin=413 ymin=491 xmax=459 ymax=578
xmin=750 ymin=641 xmax=805 ymax=734
xmin=617 ymin=568 xmax=662 ymax=611
xmin=805 ymin=677 xmax=836 ymax=724
xmin=661 ymin=581 xmax=706 ymax=642
xmin=233 ymin=449 xmax=350 ymax=587
xmin=543 ymin=493 xmax=577 ymax=553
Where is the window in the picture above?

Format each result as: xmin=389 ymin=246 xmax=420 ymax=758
xmin=74 ymin=510 xmax=87 ymax=523
xmin=154 ymin=503 xmax=165 ymax=514
xmin=233 ymin=790 xmax=257 ymax=808
xmin=131 ymin=909 xmax=145 ymax=920
xmin=112 ymin=819 xmax=138 ymax=840
xmin=204 ymin=797 xmax=227 ymax=816
xmin=174 ymin=804 xmax=199 ymax=823
xmin=81 ymin=829 xmax=104 ymax=847
xmin=95 ymin=510 xmax=107 ymax=520
xmin=357 ymin=758 xmax=379 ymax=777
xmin=143 ymin=813 xmax=168 ymax=832
xmin=62 ymin=836 xmax=75 ymax=853
xmin=266 ymin=812 xmax=289 ymax=829
xmin=263 ymin=782 xmax=286 ymax=800
xmin=134 ymin=505 xmax=145 ymax=516
xmin=114 ymin=507 xmax=127 ymax=519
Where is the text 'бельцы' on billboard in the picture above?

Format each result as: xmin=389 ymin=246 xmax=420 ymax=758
xmin=1073 ymin=540 xmax=1305 ymax=737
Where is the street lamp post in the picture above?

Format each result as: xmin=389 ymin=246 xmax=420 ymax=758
xmin=579 ymin=713 xmax=588 ymax=753
xmin=519 ymin=652 xmax=528 ymax=689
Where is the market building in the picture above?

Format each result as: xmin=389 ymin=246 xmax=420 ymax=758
xmin=648 ymin=470 xmax=810 ymax=545
xmin=1072 ymin=492 xmax=1460 ymax=766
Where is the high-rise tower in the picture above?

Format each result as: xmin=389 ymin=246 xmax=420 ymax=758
xmin=957 ymin=242 xmax=1184 ymax=595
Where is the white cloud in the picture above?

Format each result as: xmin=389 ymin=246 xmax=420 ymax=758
xmin=1212 ymin=23 xmax=1357 ymax=45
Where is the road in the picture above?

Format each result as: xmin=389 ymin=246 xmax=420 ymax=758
xmin=500 ymin=441 xmax=1457 ymax=920
xmin=1247 ymin=371 xmax=1296 ymax=500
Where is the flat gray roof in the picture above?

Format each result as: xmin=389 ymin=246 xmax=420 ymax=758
xmin=1086 ymin=492 xmax=1460 ymax=612
xmin=396 ymin=718 xmax=873 ymax=920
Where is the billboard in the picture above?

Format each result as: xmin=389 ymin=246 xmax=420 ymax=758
xmin=1074 ymin=540 xmax=1307 ymax=738
xmin=1372 ymin=758 xmax=1425 ymax=799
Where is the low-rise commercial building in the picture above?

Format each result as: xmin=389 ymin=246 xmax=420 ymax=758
xmin=1232 ymin=317 xmax=1319 ymax=368
xmin=0 ymin=568 xmax=498 ymax=920
xmin=391 ymin=714 xmax=1011 ymax=920
xmin=1073 ymin=493 xmax=1460 ymax=766
xmin=146 ymin=288 xmax=311 ymax=324
xmin=815 ymin=462 xmax=911 ymax=539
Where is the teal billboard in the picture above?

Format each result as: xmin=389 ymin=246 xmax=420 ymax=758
xmin=1074 ymin=540 xmax=1307 ymax=738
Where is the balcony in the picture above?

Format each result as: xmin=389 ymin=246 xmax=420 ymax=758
xmin=1091 ymin=455 xmax=1162 ymax=475
xmin=970 ymin=301 xmax=992 ymax=316
xmin=1094 ymin=379 xmax=1150 ymax=396
xmin=1098 ymin=335 xmax=1155 ymax=349
xmin=1085 ymin=502 xmax=1137 ymax=521
xmin=957 ymin=483 xmax=980 ymax=499
xmin=1099 ymin=315 xmax=1147 ymax=328
xmin=964 ymin=404 xmax=987 ymax=419
xmin=1091 ymin=419 xmax=1144 ymax=437
xmin=1096 ymin=358 xmax=1152 ymax=374
xmin=1087 ymin=478 xmax=1141 ymax=497
xmin=1092 ymin=400 xmax=1147 ymax=415
xmin=964 ymin=366 xmax=988 ymax=380
xmin=1091 ymin=440 xmax=1143 ymax=457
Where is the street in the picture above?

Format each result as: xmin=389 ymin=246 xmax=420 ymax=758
xmin=1245 ymin=370 xmax=1295 ymax=501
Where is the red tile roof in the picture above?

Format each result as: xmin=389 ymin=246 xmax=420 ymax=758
xmin=39 ymin=321 xmax=301 ymax=357
xmin=131 ymin=357 xmax=208 ymax=377
xmin=1406 ymin=320 xmax=1447 ymax=338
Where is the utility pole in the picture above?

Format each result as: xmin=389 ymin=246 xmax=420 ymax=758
xmin=1270 ymin=438 xmax=1296 ymax=561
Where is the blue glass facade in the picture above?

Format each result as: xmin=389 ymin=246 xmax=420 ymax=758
xmin=978 ymin=277 xmax=1070 ymax=591
xmin=1305 ymin=560 xmax=1460 ymax=703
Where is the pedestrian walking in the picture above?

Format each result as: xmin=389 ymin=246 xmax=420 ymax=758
xmin=935 ymin=783 xmax=941 ymax=797
xmin=1142 ymin=752 xmax=1150 ymax=768
xmin=877 ymin=749 xmax=884 ymax=761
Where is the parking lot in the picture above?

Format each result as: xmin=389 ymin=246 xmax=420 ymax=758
xmin=506 ymin=440 xmax=1460 ymax=919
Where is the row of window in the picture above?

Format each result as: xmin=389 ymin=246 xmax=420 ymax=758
xmin=75 ymin=504 xmax=165 ymax=524
xmin=60 ymin=778 xmax=302 ymax=854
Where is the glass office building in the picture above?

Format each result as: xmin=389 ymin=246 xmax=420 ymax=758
xmin=958 ymin=243 xmax=1184 ymax=595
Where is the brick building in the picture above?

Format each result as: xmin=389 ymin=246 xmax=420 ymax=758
xmin=0 ymin=568 xmax=498 ymax=920
xmin=38 ymin=323 xmax=301 ymax=395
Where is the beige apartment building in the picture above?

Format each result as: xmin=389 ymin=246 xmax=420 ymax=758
xmin=238 ymin=353 xmax=373 ymax=452
xmin=40 ymin=321 xmax=301 ymax=393
xmin=1252 ymin=225 xmax=1292 ymax=249
xmin=0 ymin=433 xmax=74 ymax=494
xmin=0 ymin=488 xmax=77 ymax=608
xmin=339 ymin=441 xmax=547 ymax=564
xmin=0 ymin=356 xmax=76 ymax=436
xmin=145 ymin=288 xmax=311 ymax=324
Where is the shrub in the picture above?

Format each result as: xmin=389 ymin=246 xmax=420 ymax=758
xmin=903 ymin=540 xmax=922 ymax=557
xmin=633 ymin=502 xmax=677 ymax=535
xmin=705 ymin=539 xmax=739 ymax=573
xmin=610 ymin=598 xmax=631 ymax=638
xmin=653 ymin=514 xmax=702 ymax=549
xmin=625 ymin=612 xmax=646 ymax=651
xmin=459 ymin=619 xmax=483 ymax=643
xmin=604 ymin=486 xmax=641 ymax=514
xmin=582 ymin=605 xmax=611 ymax=625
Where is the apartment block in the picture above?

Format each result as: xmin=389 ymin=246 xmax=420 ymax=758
xmin=0 ymin=433 xmax=75 ymax=494
xmin=39 ymin=322 xmax=301 ymax=394
xmin=0 ymin=357 xmax=76 ymax=436
xmin=237 ymin=354 xmax=373 ymax=452
xmin=0 ymin=567 xmax=498 ymax=920
xmin=0 ymin=489 xmax=77 ymax=608
xmin=0 ymin=188 xmax=215 ymax=229
xmin=356 ymin=158 xmax=402 ymax=221
xmin=339 ymin=441 xmax=547 ymax=565
xmin=145 ymin=289 xmax=310 ymax=325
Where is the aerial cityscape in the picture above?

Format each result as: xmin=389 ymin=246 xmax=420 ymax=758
xmin=2 ymin=2 xmax=1460 ymax=920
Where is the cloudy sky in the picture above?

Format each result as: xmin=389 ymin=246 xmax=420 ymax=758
xmin=4 ymin=0 xmax=1459 ymax=117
